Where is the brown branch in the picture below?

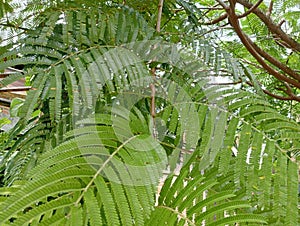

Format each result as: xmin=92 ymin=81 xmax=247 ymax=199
xmin=237 ymin=0 xmax=300 ymax=52
xmin=238 ymin=0 xmax=263 ymax=18
xmin=245 ymin=35 xmax=300 ymax=82
xmin=150 ymin=81 xmax=156 ymax=118
xmin=228 ymin=0 xmax=236 ymax=12
xmin=217 ymin=0 xmax=300 ymax=87
xmin=216 ymin=0 xmax=300 ymax=102
xmin=223 ymin=1 xmax=300 ymax=89
xmin=277 ymin=19 xmax=285 ymax=27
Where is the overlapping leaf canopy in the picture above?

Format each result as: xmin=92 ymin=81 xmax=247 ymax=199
xmin=0 ymin=1 xmax=298 ymax=225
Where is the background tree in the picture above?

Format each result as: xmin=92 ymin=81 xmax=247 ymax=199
xmin=192 ymin=0 xmax=300 ymax=117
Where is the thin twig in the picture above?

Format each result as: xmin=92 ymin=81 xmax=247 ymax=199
xmin=0 ymin=23 xmax=29 ymax=31
xmin=203 ymin=13 xmax=228 ymax=25
xmin=198 ymin=23 xmax=231 ymax=37
xmin=202 ymin=3 xmax=224 ymax=17
xmin=199 ymin=7 xmax=224 ymax=10
xmin=266 ymin=0 xmax=273 ymax=17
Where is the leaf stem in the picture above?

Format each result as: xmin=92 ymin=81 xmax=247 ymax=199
xmin=157 ymin=205 xmax=196 ymax=226
xmin=150 ymin=0 xmax=164 ymax=139
xmin=75 ymin=135 xmax=137 ymax=206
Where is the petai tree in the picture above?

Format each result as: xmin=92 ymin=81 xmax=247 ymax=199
xmin=0 ymin=0 xmax=299 ymax=225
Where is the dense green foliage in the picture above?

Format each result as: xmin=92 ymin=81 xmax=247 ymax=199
xmin=0 ymin=0 xmax=299 ymax=225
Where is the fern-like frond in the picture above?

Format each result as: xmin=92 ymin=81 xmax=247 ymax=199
xmin=151 ymin=164 xmax=267 ymax=225
xmin=0 ymin=111 xmax=166 ymax=225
